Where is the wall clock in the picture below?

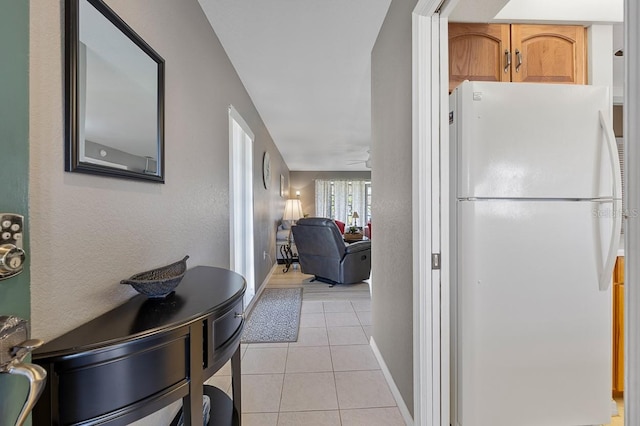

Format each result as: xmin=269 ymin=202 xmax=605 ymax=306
xmin=262 ymin=151 xmax=271 ymax=189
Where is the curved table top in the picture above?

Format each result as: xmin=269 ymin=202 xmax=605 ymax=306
xmin=33 ymin=266 xmax=246 ymax=360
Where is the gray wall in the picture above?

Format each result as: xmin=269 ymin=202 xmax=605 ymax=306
xmin=371 ymin=0 xmax=417 ymax=416
xmin=289 ymin=171 xmax=371 ymax=218
xmin=30 ymin=1 xmax=286 ymax=422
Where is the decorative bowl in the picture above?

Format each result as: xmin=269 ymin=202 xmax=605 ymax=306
xmin=121 ymin=255 xmax=189 ymax=298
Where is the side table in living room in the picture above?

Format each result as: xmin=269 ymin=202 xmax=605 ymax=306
xmin=344 ymin=232 xmax=365 ymax=243
xmin=280 ymin=242 xmax=298 ymax=272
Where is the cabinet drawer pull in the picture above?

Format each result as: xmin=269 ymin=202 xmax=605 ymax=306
xmin=515 ymin=49 xmax=523 ymax=72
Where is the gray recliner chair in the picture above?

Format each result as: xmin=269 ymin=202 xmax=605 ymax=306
xmin=291 ymin=217 xmax=371 ymax=285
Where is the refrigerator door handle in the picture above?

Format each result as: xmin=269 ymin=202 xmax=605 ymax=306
xmin=598 ymin=110 xmax=623 ymax=291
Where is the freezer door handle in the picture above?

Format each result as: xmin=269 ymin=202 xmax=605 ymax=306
xmin=597 ymin=110 xmax=623 ymax=291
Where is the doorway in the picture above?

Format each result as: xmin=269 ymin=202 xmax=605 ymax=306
xmin=229 ymin=106 xmax=256 ymax=308
xmin=412 ymin=1 xmax=637 ymax=426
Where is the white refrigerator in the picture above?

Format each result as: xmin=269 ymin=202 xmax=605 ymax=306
xmin=449 ymin=81 xmax=622 ymax=426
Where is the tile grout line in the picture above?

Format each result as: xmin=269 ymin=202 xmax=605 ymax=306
xmin=276 ymin=345 xmax=289 ymax=423
xmin=246 ymin=269 xmax=386 ymax=424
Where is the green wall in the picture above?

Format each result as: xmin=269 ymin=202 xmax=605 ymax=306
xmin=0 ymin=0 xmax=31 ymax=423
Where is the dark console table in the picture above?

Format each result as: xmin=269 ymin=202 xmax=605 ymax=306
xmin=32 ymin=266 xmax=245 ymax=425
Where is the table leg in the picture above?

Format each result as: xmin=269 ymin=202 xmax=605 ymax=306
xmin=280 ymin=244 xmax=293 ymax=273
xmin=231 ymin=344 xmax=241 ymax=425
xmin=185 ymin=322 xmax=204 ymax=426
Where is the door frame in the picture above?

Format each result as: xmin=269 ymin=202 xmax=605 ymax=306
xmin=624 ymin=1 xmax=640 ymax=425
xmin=412 ymin=1 xmax=639 ymax=425
xmin=411 ymin=1 xmax=453 ymax=425
xmin=228 ymin=105 xmax=256 ymax=308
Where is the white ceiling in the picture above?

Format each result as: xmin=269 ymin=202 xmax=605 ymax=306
xmin=198 ymin=0 xmax=622 ymax=172
xmin=198 ymin=0 xmax=391 ymax=171
xmin=492 ymin=0 xmax=622 ymax=23
xmin=451 ymin=0 xmax=622 ymax=23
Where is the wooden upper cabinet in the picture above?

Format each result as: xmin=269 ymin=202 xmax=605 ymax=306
xmin=449 ymin=23 xmax=587 ymax=92
xmin=511 ymin=24 xmax=586 ymax=84
xmin=449 ymin=24 xmax=511 ymax=93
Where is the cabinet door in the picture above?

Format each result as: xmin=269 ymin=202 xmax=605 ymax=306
xmin=448 ymin=23 xmax=511 ymax=93
xmin=612 ymin=257 xmax=624 ymax=393
xmin=613 ymin=282 xmax=624 ymax=393
xmin=510 ymin=24 xmax=586 ymax=84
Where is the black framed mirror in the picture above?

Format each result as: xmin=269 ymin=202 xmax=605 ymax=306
xmin=65 ymin=0 xmax=165 ymax=182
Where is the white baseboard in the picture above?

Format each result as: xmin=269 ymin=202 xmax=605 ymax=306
xmin=370 ymin=336 xmax=414 ymax=426
xmin=244 ymin=263 xmax=277 ymax=315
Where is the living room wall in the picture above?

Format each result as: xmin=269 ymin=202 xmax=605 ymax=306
xmin=29 ymin=1 xmax=285 ymax=423
xmin=289 ymin=171 xmax=371 ymax=219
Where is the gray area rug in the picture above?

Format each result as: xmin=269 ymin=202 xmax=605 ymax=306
xmin=241 ymin=288 xmax=303 ymax=343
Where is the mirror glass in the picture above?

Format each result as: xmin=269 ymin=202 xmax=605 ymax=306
xmin=66 ymin=0 xmax=165 ymax=182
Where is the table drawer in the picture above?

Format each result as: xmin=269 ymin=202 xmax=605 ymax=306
xmin=213 ymin=300 xmax=243 ymax=349
xmin=53 ymin=332 xmax=189 ymax=424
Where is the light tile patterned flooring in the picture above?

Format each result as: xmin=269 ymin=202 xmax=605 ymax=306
xmin=207 ymin=266 xmax=626 ymax=426
xmin=206 ymin=266 xmax=405 ymax=426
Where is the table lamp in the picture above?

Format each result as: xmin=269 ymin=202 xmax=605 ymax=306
xmin=283 ymin=199 xmax=304 ymax=242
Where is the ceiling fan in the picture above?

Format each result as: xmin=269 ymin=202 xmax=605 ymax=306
xmin=347 ymin=150 xmax=372 ymax=168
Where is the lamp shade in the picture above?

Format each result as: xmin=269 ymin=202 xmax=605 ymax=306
xmin=352 ymin=212 xmax=359 ymax=219
xmin=283 ymin=199 xmax=304 ymax=221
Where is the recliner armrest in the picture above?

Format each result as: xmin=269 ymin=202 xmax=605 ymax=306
xmin=344 ymin=241 xmax=371 ymax=254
